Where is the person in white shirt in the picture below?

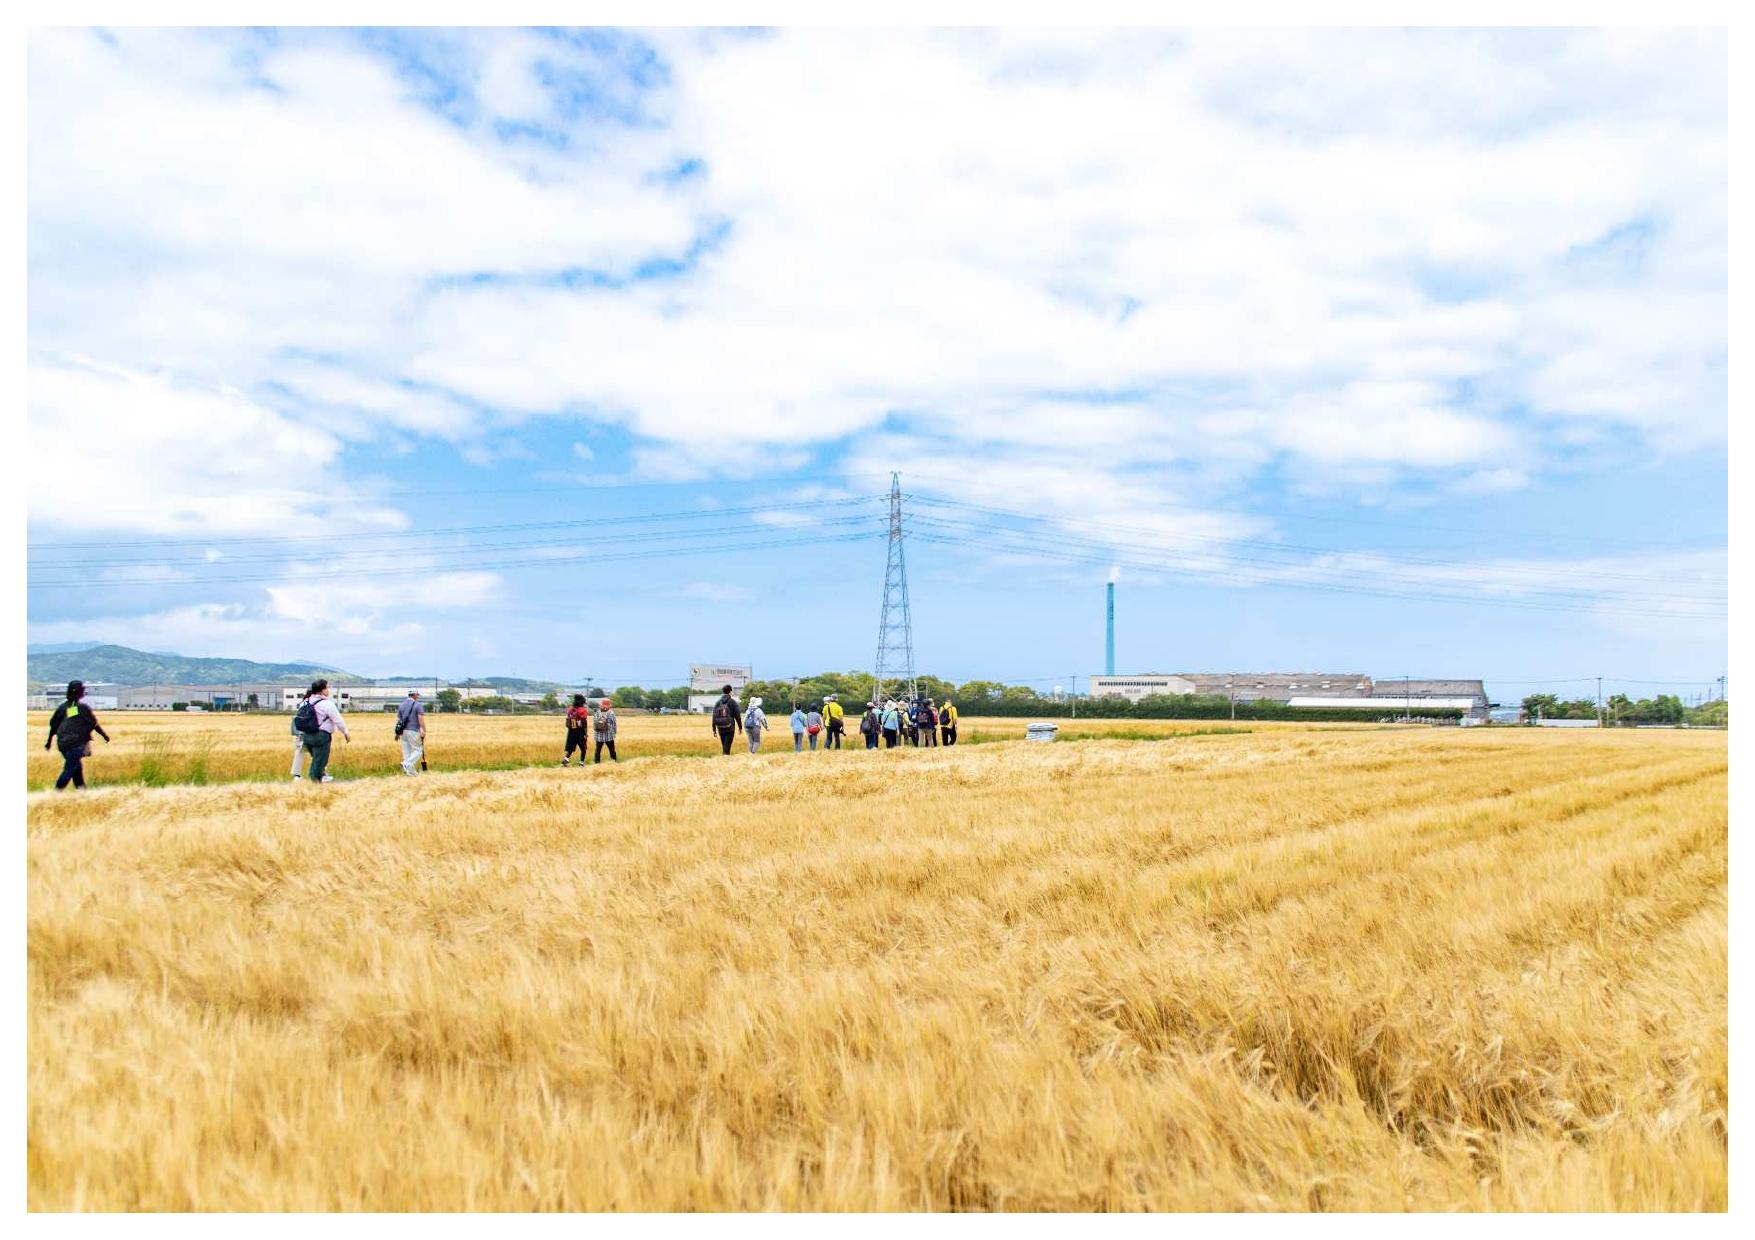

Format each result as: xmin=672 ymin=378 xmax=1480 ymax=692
xmin=304 ymin=681 xmax=350 ymax=783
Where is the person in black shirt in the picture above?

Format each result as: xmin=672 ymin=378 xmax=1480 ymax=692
xmin=44 ymin=679 xmax=110 ymax=790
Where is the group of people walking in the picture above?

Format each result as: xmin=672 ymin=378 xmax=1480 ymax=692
xmin=561 ymin=694 xmax=618 ymax=765
xmin=40 ymin=678 xmax=964 ymax=792
xmin=708 ymin=684 xmax=957 ymax=754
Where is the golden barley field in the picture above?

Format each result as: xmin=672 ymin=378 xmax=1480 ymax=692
xmin=23 ymin=709 xmax=1284 ymax=789
xmin=27 ymin=724 xmax=1725 ymax=1211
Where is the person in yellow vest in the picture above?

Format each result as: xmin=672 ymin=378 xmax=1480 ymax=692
xmin=823 ymin=695 xmax=845 ymax=749
xmin=940 ymin=699 xmax=959 ymax=746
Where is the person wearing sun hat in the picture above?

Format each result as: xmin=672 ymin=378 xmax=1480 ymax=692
xmin=744 ymin=696 xmax=768 ymax=753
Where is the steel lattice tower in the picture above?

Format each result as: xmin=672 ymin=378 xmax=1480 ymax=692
xmin=873 ymin=473 xmax=916 ymax=706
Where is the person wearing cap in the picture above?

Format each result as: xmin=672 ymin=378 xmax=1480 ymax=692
xmin=45 ymin=679 xmax=110 ymax=790
xmin=396 ymin=689 xmax=426 ymax=775
xmin=743 ymin=696 xmax=768 ymax=753
xmin=593 ymin=697 xmax=618 ymax=763
xmin=823 ymin=694 xmax=845 ymax=749
xmin=859 ymin=701 xmax=881 ymax=749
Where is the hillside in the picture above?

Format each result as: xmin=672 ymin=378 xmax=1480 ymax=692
xmin=26 ymin=644 xmax=358 ymax=688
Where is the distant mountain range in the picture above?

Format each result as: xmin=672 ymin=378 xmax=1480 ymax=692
xmin=25 ymin=644 xmax=574 ymax=693
xmin=27 ymin=644 xmax=359 ymax=688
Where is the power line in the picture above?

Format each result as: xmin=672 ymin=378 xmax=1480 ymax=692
xmin=911 ymin=529 xmax=1725 ymax=620
xmin=28 ymin=494 xmax=886 ymax=554
xmin=907 ymin=514 xmax=1723 ymax=608
xmin=907 ymin=494 xmax=1727 ymax=590
xmin=894 ymin=468 xmax=1722 ymax=555
xmin=29 ymin=513 xmax=888 ymax=572
xmin=27 ymin=531 xmax=886 ymax=590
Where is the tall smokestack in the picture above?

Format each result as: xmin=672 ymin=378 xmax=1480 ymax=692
xmin=1105 ymin=580 xmax=1115 ymax=676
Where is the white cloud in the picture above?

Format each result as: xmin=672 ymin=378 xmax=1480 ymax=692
xmin=25 ymin=27 xmax=1726 ymax=557
xmin=26 ymin=357 xmax=405 ymax=536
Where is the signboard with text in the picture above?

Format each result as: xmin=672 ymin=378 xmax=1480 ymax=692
xmin=689 ymin=664 xmax=752 ymax=692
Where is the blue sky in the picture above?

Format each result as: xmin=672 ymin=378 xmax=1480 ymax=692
xmin=26 ymin=28 xmax=1727 ymax=702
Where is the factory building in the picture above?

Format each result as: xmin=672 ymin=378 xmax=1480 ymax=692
xmin=1172 ymin=672 xmax=1375 ymax=701
xmin=1086 ymin=674 xmax=1197 ymax=701
xmin=1091 ymin=671 xmax=1490 ymax=720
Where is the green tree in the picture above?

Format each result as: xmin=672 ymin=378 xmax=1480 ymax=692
xmin=613 ymin=686 xmax=647 ymax=710
xmin=1521 ymin=693 xmax=1560 ymax=719
xmin=436 ymin=688 xmax=461 ymax=713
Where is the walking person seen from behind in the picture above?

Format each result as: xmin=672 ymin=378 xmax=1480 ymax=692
xmin=711 ymin=685 xmax=741 ymax=755
xmin=805 ymin=705 xmax=824 ymax=751
xmin=790 ymin=703 xmax=807 ymax=751
xmin=294 ymin=679 xmax=349 ymax=782
xmin=395 ymin=689 xmax=426 ymax=775
xmin=860 ymin=701 xmax=881 ymax=749
xmin=881 ymin=700 xmax=901 ymax=749
xmin=940 ymin=699 xmax=958 ymax=746
xmin=562 ymin=693 xmax=591 ymax=766
xmin=594 ymin=698 xmax=618 ymax=763
xmin=823 ymin=695 xmax=845 ymax=749
xmin=45 ymin=679 xmax=110 ymax=790
xmin=744 ymin=697 xmax=768 ymax=753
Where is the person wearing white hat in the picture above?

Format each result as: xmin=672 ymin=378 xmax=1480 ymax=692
xmin=744 ymin=696 xmax=768 ymax=753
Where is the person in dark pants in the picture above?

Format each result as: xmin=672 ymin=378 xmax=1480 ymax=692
xmin=304 ymin=680 xmax=350 ymax=782
xmin=44 ymin=679 xmax=109 ymax=790
xmin=562 ymin=694 xmax=591 ymax=766
xmin=860 ymin=703 xmax=880 ymax=749
xmin=594 ymin=698 xmax=618 ymax=763
xmin=710 ymin=684 xmax=741 ymax=755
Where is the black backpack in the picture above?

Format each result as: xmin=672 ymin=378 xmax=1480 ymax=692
xmin=712 ymin=697 xmax=736 ymax=728
xmin=294 ymin=697 xmax=321 ymax=734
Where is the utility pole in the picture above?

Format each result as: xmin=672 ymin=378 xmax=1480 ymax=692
xmin=873 ymin=472 xmax=917 ymax=708
xmin=1597 ymin=676 xmax=1604 ymax=728
xmin=1228 ymin=674 xmax=1236 ymax=722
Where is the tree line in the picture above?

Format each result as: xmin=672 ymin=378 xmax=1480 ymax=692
xmin=1519 ymin=692 xmax=1727 ymax=727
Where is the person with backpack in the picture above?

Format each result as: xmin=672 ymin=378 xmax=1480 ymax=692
xmin=561 ymin=694 xmax=591 ymax=766
xmin=395 ymin=689 xmax=426 ymax=775
xmin=290 ymin=679 xmax=325 ymax=780
xmin=823 ymin=695 xmax=845 ymax=749
xmin=593 ymin=698 xmax=618 ymax=763
xmin=744 ymin=697 xmax=768 ymax=753
xmin=295 ymin=679 xmax=349 ymax=782
xmin=881 ymin=700 xmax=901 ymax=749
xmin=905 ymin=699 xmax=920 ymax=746
xmin=44 ymin=679 xmax=110 ymax=790
xmin=710 ymin=684 xmax=741 ymax=755
xmin=805 ymin=704 xmax=824 ymax=751
xmin=940 ymin=699 xmax=959 ymax=746
xmin=790 ymin=703 xmax=807 ymax=751
xmin=859 ymin=702 xmax=881 ymax=750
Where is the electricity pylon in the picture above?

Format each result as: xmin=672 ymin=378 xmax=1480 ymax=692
xmin=873 ymin=473 xmax=916 ymax=707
